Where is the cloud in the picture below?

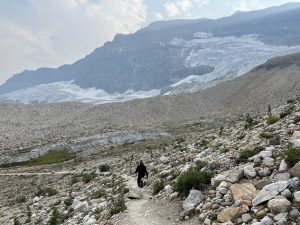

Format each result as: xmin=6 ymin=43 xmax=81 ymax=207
xmin=0 ymin=0 xmax=147 ymax=84
xmin=164 ymin=0 xmax=208 ymax=17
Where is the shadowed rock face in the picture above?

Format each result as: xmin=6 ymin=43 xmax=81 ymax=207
xmin=1 ymin=3 xmax=300 ymax=98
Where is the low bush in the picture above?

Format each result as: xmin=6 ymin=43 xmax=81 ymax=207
xmin=294 ymin=116 xmax=300 ymax=124
xmin=109 ymin=198 xmax=126 ymax=217
xmin=99 ymin=164 xmax=110 ymax=172
xmin=236 ymin=147 xmax=264 ymax=163
xmin=174 ymin=167 xmax=213 ymax=195
xmin=82 ymin=172 xmax=96 ymax=184
xmin=48 ymin=208 xmax=62 ymax=225
xmin=152 ymin=179 xmax=164 ymax=195
xmin=92 ymin=189 xmax=107 ymax=199
xmin=267 ymin=115 xmax=280 ymax=125
xmin=36 ymin=187 xmax=58 ymax=197
xmin=283 ymin=145 xmax=300 ymax=167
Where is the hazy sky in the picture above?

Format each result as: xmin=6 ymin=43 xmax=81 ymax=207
xmin=1 ymin=0 xmax=300 ymax=84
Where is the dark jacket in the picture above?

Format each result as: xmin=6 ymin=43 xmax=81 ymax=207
xmin=135 ymin=164 xmax=148 ymax=177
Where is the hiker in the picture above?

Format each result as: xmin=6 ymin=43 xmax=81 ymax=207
xmin=135 ymin=160 xmax=148 ymax=188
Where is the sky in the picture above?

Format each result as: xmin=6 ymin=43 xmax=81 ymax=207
xmin=0 ymin=0 xmax=300 ymax=84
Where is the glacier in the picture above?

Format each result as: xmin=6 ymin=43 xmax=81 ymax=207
xmin=1 ymin=33 xmax=300 ymax=104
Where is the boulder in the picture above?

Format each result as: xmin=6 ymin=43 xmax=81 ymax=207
xmin=289 ymin=161 xmax=300 ymax=178
xmin=252 ymin=181 xmax=289 ymax=206
xmin=268 ymin=198 xmax=291 ymax=213
xmin=229 ymin=183 xmax=256 ymax=202
xmin=244 ymin=165 xmax=257 ymax=179
xmin=279 ymin=159 xmax=288 ymax=172
xmin=293 ymin=191 xmax=300 ymax=202
xmin=182 ymin=190 xmax=204 ymax=211
xmin=217 ymin=207 xmax=246 ymax=223
xmin=72 ymin=199 xmax=88 ymax=212
xmin=262 ymin=157 xmax=275 ymax=167
xmin=291 ymin=131 xmax=300 ymax=147
xmin=211 ymin=169 xmax=243 ymax=187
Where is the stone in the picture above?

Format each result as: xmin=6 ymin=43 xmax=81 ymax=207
xmin=289 ymin=208 xmax=299 ymax=217
xmin=71 ymin=199 xmax=88 ymax=212
xmin=159 ymin=156 xmax=169 ymax=163
xmin=256 ymin=208 xmax=268 ymax=219
xmin=202 ymin=202 xmax=213 ymax=210
xmin=211 ymin=169 xmax=243 ymax=187
xmin=261 ymin=216 xmax=273 ymax=225
xmin=293 ymin=191 xmax=300 ymax=202
xmin=274 ymin=172 xmax=290 ymax=181
xmin=262 ymin=157 xmax=275 ymax=167
xmin=268 ymin=198 xmax=291 ymax=213
xmin=290 ymin=161 xmax=300 ymax=178
xmin=279 ymin=159 xmax=288 ymax=172
xmin=252 ymin=181 xmax=289 ymax=206
xmin=169 ymin=192 xmax=178 ymax=201
xmin=242 ymin=213 xmax=252 ymax=223
xmin=291 ymin=131 xmax=300 ymax=147
xmin=274 ymin=213 xmax=288 ymax=222
xmin=182 ymin=190 xmax=204 ymax=211
xmin=217 ymin=207 xmax=246 ymax=223
xmin=244 ymin=165 xmax=257 ymax=178
xmin=258 ymin=168 xmax=271 ymax=177
xmin=229 ymin=183 xmax=256 ymax=202
xmin=281 ymin=189 xmax=292 ymax=199
xmin=218 ymin=188 xmax=228 ymax=195
xmin=204 ymin=218 xmax=212 ymax=225
xmin=218 ymin=181 xmax=230 ymax=189
xmin=255 ymin=179 xmax=271 ymax=190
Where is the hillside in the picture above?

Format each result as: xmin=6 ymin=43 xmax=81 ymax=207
xmin=0 ymin=52 xmax=300 ymax=155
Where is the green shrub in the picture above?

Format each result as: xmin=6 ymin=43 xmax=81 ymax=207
xmin=99 ymin=164 xmax=110 ymax=172
xmin=109 ymin=198 xmax=126 ymax=217
xmin=35 ymin=187 xmax=58 ymax=197
xmin=267 ymin=115 xmax=280 ymax=125
xmin=294 ymin=116 xmax=300 ymax=124
xmin=237 ymin=133 xmax=246 ymax=140
xmin=92 ymin=189 xmax=107 ymax=199
xmin=283 ymin=145 xmax=300 ymax=167
xmin=64 ymin=196 xmax=73 ymax=208
xmin=195 ymin=160 xmax=208 ymax=170
xmin=82 ymin=172 xmax=96 ymax=184
xmin=15 ymin=195 xmax=26 ymax=203
xmin=152 ymin=180 xmax=165 ymax=195
xmin=174 ymin=167 xmax=213 ymax=195
xmin=48 ymin=208 xmax=62 ymax=225
xmin=236 ymin=147 xmax=264 ymax=163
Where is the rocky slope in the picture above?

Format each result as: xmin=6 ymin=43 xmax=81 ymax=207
xmin=1 ymin=52 xmax=300 ymax=155
xmin=1 ymin=94 xmax=300 ymax=225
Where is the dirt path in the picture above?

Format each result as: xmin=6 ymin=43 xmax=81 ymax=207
xmin=112 ymin=175 xmax=198 ymax=225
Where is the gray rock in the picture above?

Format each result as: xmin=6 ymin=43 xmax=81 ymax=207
xmin=268 ymin=198 xmax=291 ymax=213
xmin=258 ymin=168 xmax=271 ymax=177
xmin=242 ymin=213 xmax=252 ymax=223
xmin=289 ymin=208 xmax=299 ymax=217
xmin=262 ymin=157 xmax=275 ymax=167
xmin=261 ymin=216 xmax=273 ymax=225
xmin=289 ymin=161 xmax=300 ymax=178
xmin=252 ymin=181 xmax=289 ymax=206
xmin=244 ymin=165 xmax=257 ymax=178
xmin=293 ymin=191 xmax=300 ymax=202
xmin=274 ymin=172 xmax=290 ymax=181
xmin=183 ymin=190 xmax=204 ymax=211
xmin=274 ymin=213 xmax=288 ymax=222
xmin=281 ymin=189 xmax=292 ymax=199
xmin=211 ymin=169 xmax=243 ymax=187
xmin=279 ymin=159 xmax=288 ymax=172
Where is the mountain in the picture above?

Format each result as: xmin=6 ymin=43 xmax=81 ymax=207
xmin=1 ymin=3 xmax=300 ymax=104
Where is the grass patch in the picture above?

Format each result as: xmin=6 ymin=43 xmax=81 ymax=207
xmin=152 ymin=179 xmax=165 ymax=195
xmin=92 ymin=189 xmax=107 ymax=199
xmin=236 ymin=146 xmax=264 ymax=163
xmin=267 ymin=115 xmax=280 ymax=125
xmin=174 ymin=167 xmax=213 ymax=195
xmin=0 ymin=150 xmax=74 ymax=167
xmin=35 ymin=187 xmax=58 ymax=197
xmin=283 ymin=145 xmax=300 ymax=167
xmin=109 ymin=198 xmax=126 ymax=217
xmin=82 ymin=172 xmax=96 ymax=184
